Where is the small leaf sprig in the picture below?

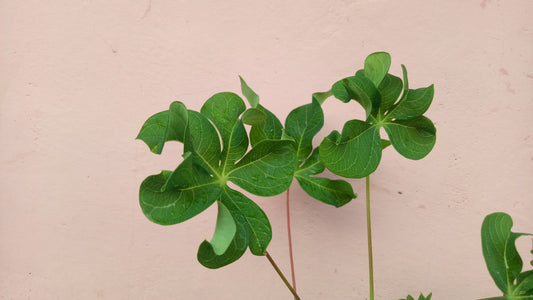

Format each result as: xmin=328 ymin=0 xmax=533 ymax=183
xmin=400 ymin=293 xmax=433 ymax=300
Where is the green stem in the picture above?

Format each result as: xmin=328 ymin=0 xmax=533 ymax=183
xmin=286 ymin=188 xmax=297 ymax=297
xmin=265 ymin=251 xmax=302 ymax=300
xmin=366 ymin=175 xmax=375 ymax=300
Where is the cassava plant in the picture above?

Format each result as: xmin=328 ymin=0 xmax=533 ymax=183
xmin=136 ymin=75 xmax=356 ymax=298
xmin=480 ymin=212 xmax=533 ymax=300
xmin=313 ymin=52 xmax=436 ymax=299
xmin=136 ymin=51 xmax=437 ymax=299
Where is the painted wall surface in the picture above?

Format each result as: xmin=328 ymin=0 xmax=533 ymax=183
xmin=1 ymin=1 xmax=532 ymax=299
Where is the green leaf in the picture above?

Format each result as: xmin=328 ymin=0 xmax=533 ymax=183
xmin=319 ymin=119 xmax=382 ymax=178
xmin=239 ymin=76 xmax=259 ymax=108
xmin=200 ymin=92 xmax=249 ymax=171
xmin=284 ymin=99 xmax=324 ymax=163
xmin=383 ymin=116 xmax=436 ymax=160
xmin=331 ymin=80 xmax=351 ymax=103
xmin=229 ymin=140 xmax=297 ymax=196
xmin=139 ymin=163 xmax=222 ymax=225
xmin=249 ymin=104 xmax=283 ymax=147
xmin=320 ymin=53 xmax=436 ymax=179
xmin=399 ymin=293 xmax=432 ymax=300
xmin=220 ymin=188 xmax=272 ymax=255
xmin=197 ymin=187 xmax=273 ymax=267
xmin=312 ymin=90 xmax=333 ymax=105
xmin=197 ymin=202 xmax=249 ymax=269
xmin=398 ymin=64 xmax=410 ymax=104
xmin=420 ymin=293 xmax=432 ymax=300
xmin=381 ymin=139 xmax=392 ymax=149
xmin=339 ymin=74 xmax=380 ymax=118
xmin=296 ymin=171 xmax=355 ymax=207
xmin=516 ymin=270 xmax=533 ymax=294
xmin=482 ymin=212 xmax=532 ymax=296
xmin=136 ymin=101 xmax=188 ymax=154
xmin=209 ymin=201 xmax=237 ymax=255
xmin=364 ymin=51 xmax=391 ymax=88
xmin=388 ymin=85 xmax=435 ymax=120
xmin=378 ymin=74 xmax=403 ymax=112
xmin=298 ymin=147 xmax=325 ymax=175
xmin=242 ymin=108 xmax=267 ymax=126
xmin=295 ymin=148 xmax=355 ymax=207
xmin=184 ymin=110 xmax=222 ymax=175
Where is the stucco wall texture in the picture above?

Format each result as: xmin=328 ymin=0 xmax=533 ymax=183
xmin=1 ymin=1 xmax=532 ymax=299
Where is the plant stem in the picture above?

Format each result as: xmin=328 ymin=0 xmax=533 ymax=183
xmin=265 ymin=251 xmax=302 ymax=300
xmin=366 ymin=175 xmax=375 ymax=300
xmin=286 ymin=187 xmax=297 ymax=297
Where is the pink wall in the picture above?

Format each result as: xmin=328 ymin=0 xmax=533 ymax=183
xmin=1 ymin=1 xmax=532 ymax=299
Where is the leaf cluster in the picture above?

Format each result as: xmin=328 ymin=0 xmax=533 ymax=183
xmin=136 ymin=77 xmax=356 ymax=268
xmin=318 ymin=52 xmax=436 ymax=178
xmin=481 ymin=213 xmax=533 ymax=299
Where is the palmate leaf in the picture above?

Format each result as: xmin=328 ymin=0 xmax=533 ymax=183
xmin=481 ymin=212 xmax=533 ymax=298
xmin=137 ymin=88 xmax=297 ymax=269
xmin=320 ymin=52 xmax=436 ymax=178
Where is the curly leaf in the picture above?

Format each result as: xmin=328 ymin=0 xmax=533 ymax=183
xmin=229 ymin=140 xmax=297 ymax=196
xmin=136 ymin=101 xmax=188 ymax=154
xmin=139 ymin=161 xmax=221 ymax=225
xmin=319 ymin=119 xmax=382 ymax=178
xmin=482 ymin=212 xmax=533 ymax=297
xmin=334 ymin=74 xmax=380 ymax=118
xmin=197 ymin=188 xmax=273 ymax=267
xmin=220 ymin=188 xmax=272 ymax=255
xmin=197 ymin=201 xmax=249 ymax=269
xmin=208 ymin=201 xmax=237 ymax=255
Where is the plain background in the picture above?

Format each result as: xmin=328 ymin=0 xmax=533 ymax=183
xmin=1 ymin=1 xmax=532 ymax=299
